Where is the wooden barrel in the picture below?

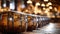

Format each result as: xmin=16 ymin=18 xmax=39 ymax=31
xmin=27 ymin=16 xmax=37 ymax=31
xmin=1 ymin=12 xmax=26 ymax=33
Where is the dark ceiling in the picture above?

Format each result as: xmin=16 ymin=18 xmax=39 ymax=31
xmin=50 ymin=0 xmax=60 ymax=5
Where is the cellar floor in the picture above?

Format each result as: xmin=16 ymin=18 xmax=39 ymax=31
xmin=0 ymin=23 xmax=60 ymax=34
xmin=23 ymin=23 xmax=60 ymax=34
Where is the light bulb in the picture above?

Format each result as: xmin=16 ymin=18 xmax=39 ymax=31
xmin=9 ymin=18 xmax=13 ymax=21
xmin=45 ymin=8 xmax=50 ymax=13
xmin=48 ymin=2 xmax=52 ymax=5
xmin=46 ymin=4 xmax=49 ymax=7
xmin=43 ymin=8 xmax=46 ymax=10
xmin=36 ymin=2 xmax=40 ymax=6
xmin=49 ymin=6 xmax=52 ymax=9
xmin=27 ymin=0 xmax=32 ymax=4
xmin=41 ymin=3 xmax=45 ymax=7
xmin=3 ymin=3 xmax=6 ymax=7
xmin=44 ymin=0 xmax=48 ymax=2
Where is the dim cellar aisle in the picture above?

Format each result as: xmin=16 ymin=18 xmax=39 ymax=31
xmin=23 ymin=23 xmax=60 ymax=34
xmin=0 ymin=11 xmax=50 ymax=34
xmin=0 ymin=0 xmax=60 ymax=34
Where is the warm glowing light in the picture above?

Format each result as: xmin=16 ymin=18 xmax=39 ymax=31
xmin=46 ymin=4 xmax=49 ymax=7
xmin=25 ymin=9 xmax=28 ymax=12
xmin=17 ymin=5 xmax=21 ymax=11
xmin=34 ymin=7 xmax=41 ymax=14
xmin=0 ymin=6 xmax=3 ymax=11
xmin=8 ymin=9 xmax=11 ymax=11
xmin=41 ymin=3 xmax=45 ymax=7
xmin=44 ymin=0 xmax=48 ymax=2
xmin=3 ymin=3 xmax=6 ymax=7
xmin=49 ymin=6 xmax=52 ymax=9
xmin=9 ymin=18 xmax=13 ymax=21
xmin=43 ymin=8 xmax=46 ymax=10
xmin=46 ymin=2 xmax=52 ymax=7
xmin=45 ymin=8 xmax=50 ymax=13
xmin=34 ymin=7 xmax=37 ymax=14
xmin=36 ymin=2 xmax=40 ymax=6
xmin=48 ymin=2 xmax=52 ymax=5
xmin=24 ymin=9 xmax=28 ymax=13
xmin=3 ymin=8 xmax=7 ymax=11
xmin=45 ymin=10 xmax=48 ymax=13
xmin=46 ymin=12 xmax=51 ymax=18
xmin=54 ymin=7 xmax=57 ymax=11
xmin=27 ymin=0 xmax=32 ymax=4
